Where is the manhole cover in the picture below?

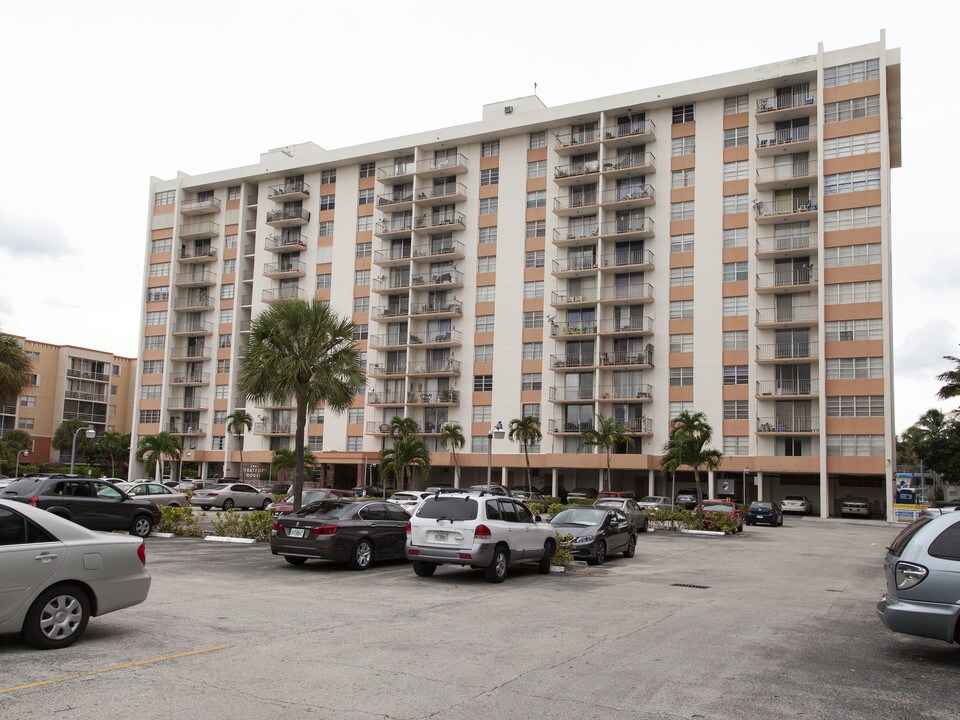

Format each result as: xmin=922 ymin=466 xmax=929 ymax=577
xmin=671 ymin=583 xmax=710 ymax=589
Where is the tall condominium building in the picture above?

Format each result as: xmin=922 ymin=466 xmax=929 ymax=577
xmin=133 ymin=36 xmax=900 ymax=519
xmin=2 ymin=337 xmax=136 ymax=465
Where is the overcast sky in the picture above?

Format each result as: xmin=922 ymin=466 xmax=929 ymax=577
xmin=0 ymin=1 xmax=953 ymax=434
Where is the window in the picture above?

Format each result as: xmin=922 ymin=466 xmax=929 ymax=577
xmin=723 ymin=127 xmax=749 ymax=147
xmin=522 ymin=342 xmax=543 ymax=360
xmin=526 ymin=190 xmax=546 ymax=208
xmin=309 ymin=408 xmax=325 ymax=424
xmin=140 ymin=385 xmax=161 ymax=399
xmin=669 ymin=401 xmax=693 ymax=420
xmin=823 ymin=206 xmax=881 ymax=232
xmin=521 ymin=373 xmax=542 ymax=391
xmin=723 ymin=228 xmax=748 ymax=248
xmin=722 ymin=296 xmax=748 ymax=316
xmin=142 ymin=360 xmax=163 ymax=375
xmin=111 ymin=385 xmax=118 ymax=396
xmin=528 ymin=131 xmax=546 ymax=149
xmin=527 ymin=160 xmax=547 ymax=179
xmin=478 ymin=226 xmax=498 ymax=244
xmin=671 ymin=168 xmax=695 ymax=188
xmin=475 ymin=345 xmax=493 ymax=362
xmin=355 ymin=241 xmax=372 ymax=258
xmin=317 ymin=247 xmax=333 ymax=266
xmin=28 ymin=373 xmax=39 ymax=386
xmin=827 ymin=435 xmax=884 ymax=457
xmin=479 ymin=197 xmax=499 ymax=214
xmin=352 ymin=324 xmax=368 ymax=340
xmin=724 ymin=95 xmax=749 ymax=114
xmin=25 ymin=351 xmax=39 ymax=362
xmin=151 ymin=238 xmax=172 ymax=254
xmin=481 ymin=140 xmax=500 ymax=157
xmin=346 ymin=436 xmax=363 ymax=452
xmin=218 ymin=334 xmax=232 ymax=348
xmin=671 ymin=234 xmax=694 ymax=253
xmin=354 ymin=269 xmax=370 ymax=286
xmin=222 ymin=258 xmax=236 ymax=274
xmin=670 ymin=334 xmax=693 ymax=353
xmin=723 ymin=261 xmax=748 ymax=282
xmin=824 ymin=169 xmax=882 ymax=196
xmin=480 ymin=168 xmax=499 ymax=186
xmin=670 ymin=367 xmax=693 ymax=386
xmin=112 ymin=364 xmax=120 ymax=376
xmin=359 ymin=162 xmax=376 ymax=178
xmin=825 ymin=318 xmax=883 ymax=342
xmin=474 ymin=375 xmax=493 ymax=392
xmin=139 ymin=409 xmax=161 ymax=423
xmin=473 ymin=405 xmax=492 ymax=422
xmin=723 ymin=400 xmax=749 ymax=420
xmin=147 ymin=287 xmax=169 ymax=302
xmin=472 ymin=436 xmax=490 ymax=453
xmin=319 ymin=194 xmax=335 ymax=210
xmin=145 ymin=311 xmax=167 ymax=325
xmin=723 ymin=436 xmax=749 ymax=455
xmin=722 ymin=330 xmax=748 ymax=350
xmin=672 ymin=104 xmax=695 ymax=124
xmin=212 ymin=436 xmax=225 ymax=450
xmin=670 ymin=267 xmax=694 ymax=286
xmin=220 ymin=284 xmax=235 ymax=300
xmin=215 ymin=384 xmax=229 ymax=400
xmin=723 ymin=161 xmax=749 ymax=182
xmin=823 ymin=132 xmax=881 ymax=159
xmin=143 ymin=336 xmax=165 ymax=350
xmin=318 ymin=221 xmax=334 ymax=237
xmin=217 ymin=359 xmax=230 ymax=374
xmin=353 ymin=297 xmax=370 ymax=313
xmin=824 ymin=244 xmax=882 ymax=268
xmin=669 ymin=300 xmax=693 ymax=319
xmin=307 ymin=436 xmax=323 ymax=451
xmin=671 ymin=201 xmax=695 ymax=220
xmin=321 ymin=169 xmax=337 ymax=184
xmin=357 ymin=216 xmax=374 ymax=232
xmin=525 ymin=250 xmax=545 ymax=268
xmin=824 ymin=59 xmax=880 ymax=87
xmin=826 ymin=357 xmax=883 ymax=379
xmin=476 ymin=315 xmax=495 ymax=332
xmin=827 ymin=395 xmax=884 ymax=417
xmin=522 ymin=403 xmax=541 ymax=419
xmin=824 ymin=281 xmax=882 ymax=304
xmin=154 ymin=190 xmax=175 ymax=205
xmin=219 ymin=309 xmax=233 ymax=324
xmin=526 ymin=220 xmax=546 ymax=238
xmin=347 ymin=408 xmax=364 ymax=424
xmin=149 ymin=262 xmax=170 ymax=277
xmin=477 ymin=285 xmax=496 ymax=302
xmin=671 ymin=137 xmax=695 ymax=156
xmin=316 ymin=274 xmax=332 ymax=289
xmin=523 ymin=281 xmax=544 ymax=298
xmin=723 ymin=365 xmax=748 ymax=385
xmin=477 ymin=256 xmax=497 ymax=273
xmin=523 ymin=311 xmax=543 ymax=330
xmin=824 ymin=96 xmax=880 ymax=123
xmin=723 ymin=194 xmax=749 ymax=214
xmin=225 ymin=234 xmax=238 ymax=249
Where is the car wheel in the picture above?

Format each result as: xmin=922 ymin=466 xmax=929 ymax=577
xmin=484 ymin=546 xmax=509 ymax=583
xmin=590 ymin=540 xmax=607 ymax=566
xmin=413 ymin=561 xmax=437 ymax=577
xmin=639 ymin=517 xmax=649 ymax=533
xmin=738 ymin=520 xmax=744 ymax=533
xmin=130 ymin=515 xmax=153 ymax=538
xmin=284 ymin=556 xmax=307 ymax=566
xmin=200 ymin=505 xmax=211 ymax=511
xmin=261 ymin=498 xmax=271 ymax=510
xmin=168 ymin=503 xmax=180 ymax=508
xmin=21 ymin=584 xmax=90 ymax=650
xmin=349 ymin=539 xmax=374 ymax=571
xmin=623 ymin=534 xmax=637 ymax=558
xmin=222 ymin=498 xmax=235 ymax=511
xmin=538 ymin=540 xmax=555 ymax=574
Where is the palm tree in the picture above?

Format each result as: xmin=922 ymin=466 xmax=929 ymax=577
xmin=226 ymin=409 xmax=253 ymax=479
xmin=271 ymin=447 xmax=316 ymax=481
xmin=135 ymin=431 xmax=182 ymax=481
xmin=937 ymin=349 xmax=960 ymax=401
xmin=579 ymin=414 xmax=632 ymax=492
xmin=508 ymin=416 xmax=542 ymax=492
xmin=660 ymin=411 xmax=722 ymax=518
xmin=380 ymin=433 xmax=431 ymax=492
xmin=0 ymin=330 xmax=31 ymax=406
xmin=238 ymin=299 xmax=364 ymax=511
xmin=96 ymin=431 xmax=130 ymax=478
xmin=388 ymin=415 xmax=418 ymax=439
xmin=52 ymin=419 xmax=98 ymax=462
xmin=438 ymin=423 xmax=465 ymax=488
xmin=0 ymin=429 xmax=31 ymax=475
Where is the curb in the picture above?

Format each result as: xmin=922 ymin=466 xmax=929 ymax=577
xmin=680 ymin=529 xmax=727 ymax=537
xmin=151 ymin=532 xmax=176 ymax=539
xmin=204 ymin=536 xmax=257 ymax=545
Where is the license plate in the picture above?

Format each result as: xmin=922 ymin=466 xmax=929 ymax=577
xmin=433 ymin=531 xmax=449 ymax=542
xmin=288 ymin=528 xmax=305 ymax=538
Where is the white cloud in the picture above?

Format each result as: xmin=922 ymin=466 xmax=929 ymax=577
xmin=0 ymin=210 xmax=74 ymax=257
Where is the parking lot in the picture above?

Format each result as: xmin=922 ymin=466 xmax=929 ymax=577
xmin=1 ymin=518 xmax=956 ymax=720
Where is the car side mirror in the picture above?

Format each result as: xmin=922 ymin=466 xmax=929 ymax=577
xmin=534 ymin=515 xmax=542 ymax=522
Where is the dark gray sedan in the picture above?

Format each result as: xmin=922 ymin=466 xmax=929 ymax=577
xmin=271 ymin=500 xmax=411 ymax=570
xmin=550 ymin=506 xmax=635 ymax=565
xmin=594 ymin=498 xmax=649 ymax=532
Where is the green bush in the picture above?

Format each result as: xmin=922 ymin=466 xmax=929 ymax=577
xmin=156 ymin=506 xmax=204 ymax=537
xmin=211 ymin=509 xmax=274 ymax=541
xmin=552 ymin=532 xmax=574 ymax=566
xmin=567 ymin=497 xmax=598 ymax=506
xmin=527 ymin=502 xmax=545 ymax=517
xmin=547 ymin=502 xmax=565 ymax=517
xmin=698 ymin=511 xmax=739 ymax=534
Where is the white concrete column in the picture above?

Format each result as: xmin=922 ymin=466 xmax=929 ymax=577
xmin=501 ymin=466 xmax=508 ymax=487
xmin=820 ymin=472 xmax=830 ymax=518
xmin=551 ymin=468 xmax=559 ymax=497
xmin=757 ymin=471 xmax=764 ymax=501
xmin=648 ymin=469 xmax=655 ymax=496
xmin=707 ymin=470 xmax=715 ymax=499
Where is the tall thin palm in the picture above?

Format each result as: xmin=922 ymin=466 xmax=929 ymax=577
xmin=438 ymin=423 xmax=465 ymax=488
xmin=508 ymin=416 xmax=542 ymax=492
xmin=135 ymin=432 xmax=182 ymax=481
xmin=660 ymin=411 xmax=722 ymax=518
xmin=0 ymin=330 xmax=31 ymax=406
xmin=579 ymin=414 xmax=632 ymax=492
xmin=226 ymin=409 xmax=253 ymax=479
xmin=238 ymin=300 xmax=365 ymax=511
xmin=381 ymin=433 xmax=431 ymax=492
xmin=388 ymin=416 xmax=418 ymax=439
xmin=936 ymin=350 xmax=960 ymax=400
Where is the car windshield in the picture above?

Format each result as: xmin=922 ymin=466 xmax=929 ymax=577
xmin=417 ymin=496 xmax=478 ymax=521
xmin=208 ymin=484 xmax=231 ymax=491
xmin=783 ymin=496 xmax=806 ymax=501
xmin=639 ymin=497 xmax=661 ymax=503
xmin=551 ymin=508 xmax=606 ymax=526
xmin=702 ymin=504 xmax=734 ymax=513
xmin=595 ymin=500 xmax=625 ymax=509
xmin=292 ymin=501 xmax=354 ymax=518
xmin=391 ymin=494 xmax=417 ymax=501
xmin=750 ymin=502 xmax=773 ymax=510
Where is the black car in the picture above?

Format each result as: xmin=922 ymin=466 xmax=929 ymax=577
xmin=1 ymin=476 xmax=161 ymax=538
xmin=550 ymin=506 xmax=636 ymax=565
xmin=745 ymin=501 xmax=784 ymax=526
xmin=675 ymin=488 xmax=699 ymax=510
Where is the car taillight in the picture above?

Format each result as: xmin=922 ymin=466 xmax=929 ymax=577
xmin=310 ymin=524 xmax=337 ymax=536
xmin=28 ymin=496 xmax=39 ymax=507
xmin=137 ymin=542 xmax=146 ymax=566
xmin=405 ymin=521 xmax=411 ymax=534
xmin=475 ymin=524 xmax=491 ymax=539
xmin=273 ymin=522 xmax=284 ymax=532
xmin=207 ymin=492 xmax=219 ymax=497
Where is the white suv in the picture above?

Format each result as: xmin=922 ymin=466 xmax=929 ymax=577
xmin=406 ymin=492 xmax=557 ymax=583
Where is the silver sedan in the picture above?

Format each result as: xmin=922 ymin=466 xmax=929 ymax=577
xmin=0 ymin=498 xmax=151 ymax=649
xmin=594 ymin=498 xmax=649 ymax=532
xmin=190 ymin=483 xmax=273 ymax=511
xmin=117 ymin=482 xmax=189 ymax=507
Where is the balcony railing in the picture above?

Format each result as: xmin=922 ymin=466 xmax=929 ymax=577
xmin=178 ymin=246 xmax=218 ymax=261
xmin=755 ymin=197 xmax=818 ymax=217
xmin=265 ymin=233 xmax=308 ymax=251
xmin=554 ymin=193 xmax=600 ymax=212
xmin=756 ymin=125 xmax=816 ymax=149
xmin=555 ymin=128 xmax=601 ymax=149
xmin=254 ymin=422 xmax=293 ymax=435
xmin=599 ymin=317 xmax=654 ymax=335
xmin=598 ymin=384 xmax=653 ymax=401
xmin=368 ymin=334 xmax=408 ymax=348
xmin=602 ymin=119 xmax=656 ymax=141
xmin=168 ymin=372 xmax=210 ymax=384
xmin=377 ymin=161 xmax=416 ymax=180
xmin=756 ymin=379 xmax=817 ymax=397
xmin=172 ymin=321 xmax=213 ymax=335
xmin=367 ymin=391 xmax=406 ymax=405
xmin=550 ymin=289 xmax=599 ymax=305
xmin=167 ymin=396 xmax=208 ymax=410
xmin=372 ymin=275 xmax=412 ymax=292
xmin=376 ymin=217 xmax=414 ymax=235
xmin=371 ymin=305 xmax=410 ymax=320
xmin=755 ymin=268 xmax=818 ymax=290
xmin=756 ymin=162 xmax=813 ymax=183
xmin=619 ymin=417 xmax=653 ymax=434
xmin=755 ymin=305 xmax=818 ymax=324
xmin=179 ymin=221 xmax=220 ymax=239
xmin=756 ymin=342 xmax=818 ymax=361
xmin=555 ymin=160 xmax=601 ymax=179
xmin=552 ymin=257 xmax=599 ymax=274
xmin=66 ymin=368 xmax=110 ymax=382
xmin=407 ymin=331 xmax=462 ymax=347
xmin=550 ymin=321 xmax=598 ymax=337
xmin=262 ymin=286 xmax=306 ymax=302
xmin=170 ymin=345 xmax=211 ymax=360
xmin=412 ymin=239 xmax=465 ymax=259
xmin=601 ymin=153 xmax=655 ymax=173
xmin=264 ymin=260 xmax=307 ymax=276
xmin=63 ymin=411 xmax=107 ymax=423
xmin=173 ymin=295 xmax=214 ymax=310
xmin=373 ymin=247 xmax=412 ymax=264
xmin=416 ymin=154 xmax=469 ymax=175
xmin=600 ymin=185 xmax=655 ymax=205
xmin=268 ymin=180 xmax=310 ymax=198
xmin=550 ymin=354 xmax=597 ymax=369
xmin=180 ymin=197 xmax=221 ymax=214
xmin=367 ymin=362 xmax=407 ymax=376
xmin=175 ymin=270 xmax=217 ymax=286
xmin=554 ymin=223 xmax=600 ymax=242
xmin=600 ymin=216 xmax=655 ymax=237
xmin=167 ymin=423 xmax=207 ymax=436
xmin=410 ymin=269 xmax=464 ymax=287
xmin=415 ymin=182 xmax=467 ymax=203
xmin=548 ymin=419 xmax=595 ymax=433
xmin=405 ymin=390 xmax=461 ymax=404
xmin=599 ymin=349 xmax=654 ymax=367
xmin=377 ymin=190 xmax=414 ymax=207
xmin=265 ymin=207 xmax=311 ymax=225
xmin=756 ymin=91 xmax=816 ymax=113
xmin=549 ymin=386 xmax=597 ymax=402
xmin=414 ymin=211 xmax=466 ymax=231
xmin=756 ymin=416 xmax=819 ymax=433
xmin=601 ymin=249 xmax=654 ymax=269
xmin=406 ymin=360 xmax=461 ymax=374
xmin=599 ymin=283 xmax=654 ymax=303
xmin=755 ymin=233 xmax=814 ymax=254
xmin=410 ymin=299 xmax=463 ymax=316
xmin=64 ymin=390 xmax=107 ymax=402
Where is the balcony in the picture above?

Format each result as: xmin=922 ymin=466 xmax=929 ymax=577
xmin=550 ymin=289 xmax=598 ymax=308
xmin=175 ymin=270 xmax=217 ymax=288
xmin=169 ymin=345 xmax=211 ymax=361
xmin=601 ymin=153 xmax=656 ymax=178
xmin=599 ymin=316 xmax=654 ymax=337
xmin=244 ymin=242 xmax=256 ymax=256
xmin=240 ymin=294 xmax=252 ymax=308
xmin=64 ymin=390 xmax=107 ymax=403
xmin=620 ymin=417 xmax=653 ymax=435
xmin=548 ymin=419 xmax=595 ymax=434
xmin=755 ymin=232 xmax=816 ymax=258
xmin=245 ymin=219 xmax=257 ymax=234
xmin=754 ymin=197 xmax=818 ymax=225
xmin=597 ymin=384 xmax=653 ymax=402
xmin=254 ymin=422 xmax=294 ymax=436
xmin=600 ymin=185 xmax=655 ymax=211
xmin=409 ymin=299 xmax=463 ymax=318
xmin=262 ymin=286 xmax=306 ymax=303
xmin=267 ymin=180 xmax=310 ymax=202
xmin=242 ymin=269 xmax=254 ymax=282
xmin=371 ymin=305 xmax=411 ymax=321
xmin=378 ymin=160 xmax=416 ymax=182
xmin=367 ymin=391 xmax=407 ymax=406
xmin=368 ymin=334 xmax=408 ymax=350
xmin=239 ymin=320 xmax=251 ymax=333
xmin=756 ymin=341 xmax=819 ymax=363
xmin=367 ymin=362 xmax=407 ymax=378
xmin=554 ymin=128 xmax=602 ymax=156
xmin=550 ymin=354 xmax=598 ymax=370
xmin=63 ymin=410 xmax=106 ymax=423
xmin=600 ymin=249 xmax=654 ymax=273
xmin=550 ymin=321 xmax=598 ymax=339
xmin=179 ymin=221 xmax=220 ymax=240
xmin=167 ymin=423 xmax=206 ymax=437
xmin=554 ymin=160 xmax=601 ymax=186
xmin=599 ymin=349 xmax=654 ymax=369
xmin=602 ymin=119 xmax=656 ymax=147
xmin=168 ymin=372 xmax=210 ymax=386
xmin=599 ymin=216 xmax=655 ymax=240
xmin=173 ymin=294 xmax=214 ymax=312
xmin=180 ymin=197 xmax=222 ymax=216
xmin=372 ymin=275 xmax=413 ymax=294
xmin=554 ymin=192 xmax=601 ymax=217
xmin=755 ymin=305 xmax=818 ymax=326
xmin=599 ymin=283 xmax=654 ymax=305
xmin=166 ymin=396 xmax=209 ymax=411
xmin=755 ymin=125 xmax=817 ymax=156
xmin=406 ymin=360 xmax=461 ymax=376
xmin=549 ymin=385 xmax=598 ymax=403
xmin=375 ymin=217 xmax=415 ymax=238
xmin=552 ymin=256 xmax=599 ymax=277
xmin=553 ymin=223 xmax=600 ymax=246
xmin=410 ymin=269 xmax=464 ymax=290
xmin=66 ymin=368 xmax=110 ymax=383
xmin=412 ymin=239 xmax=466 ymax=262
xmin=414 ymin=182 xmax=468 ymax=206
xmin=376 ymin=189 xmax=414 ymax=212
xmin=414 ymin=211 xmax=466 ymax=233
xmin=405 ymin=389 xmax=461 ymax=406
xmin=756 ymin=90 xmax=817 ymax=122
xmin=755 ymin=268 xmax=817 ymax=293
xmin=265 ymin=207 xmax=310 ymax=227
xmin=415 ymin=154 xmax=469 ymax=178
xmin=407 ymin=330 xmax=462 ymax=349
xmin=373 ymin=247 xmax=412 ymax=267
xmin=178 ymin=246 xmax=218 ymax=264
xmin=756 ymin=416 xmax=819 ymax=434
xmin=265 ymin=233 xmax=308 ymax=252
xmin=264 ymin=260 xmax=307 ymax=279
xmin=260 ymin=397 xmax=295 ymax=409
xmin=756 ymin=379 xmax=818 ymax=398
xmin=171 ymin=321 xmax=213 ymax=337
xmin=755 ymin=161 xmax=817 ymax=191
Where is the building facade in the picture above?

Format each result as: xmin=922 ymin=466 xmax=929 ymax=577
xmin=132 ymin=37 xmax=901 ymax=518
xmin=2 ymin=337 xmax=136 ymax=466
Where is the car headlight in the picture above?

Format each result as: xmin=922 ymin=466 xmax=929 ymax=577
xmin=895 ymin=561 xmax=928 ymax=590
xmin=574 ymin=534 xmax=596 ymax=544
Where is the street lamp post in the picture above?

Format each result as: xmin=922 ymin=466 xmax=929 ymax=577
xmin=69 ymin=425 xmax=96 ymax=475
xmin=15 ymin=449 xmax=29 ymax=478
xmin=743 ymin=466 xmax=750 ymax=503
xmin=486 ymin=421 xmax=504 ymax=491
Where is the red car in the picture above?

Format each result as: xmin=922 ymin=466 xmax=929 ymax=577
xmin=267 ymin=489 xmax=356 ymax=517
xmin=696 ymin=499 xmax=744 ymax=533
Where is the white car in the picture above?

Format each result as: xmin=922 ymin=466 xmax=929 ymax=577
xmin=387 ymin=492 xmax=430 ymax=510
xmin=781 ymin=495 xmax=814 ymax=515
xmin=0 ymin=498 xmax=151 ymax=649
xmin=116 ymin=482 xmax=189 ymax=507
xmin=406 ymin=492 xmax=557 ymax=583
xmin=190 ymin=483 xmax=273 ymax=511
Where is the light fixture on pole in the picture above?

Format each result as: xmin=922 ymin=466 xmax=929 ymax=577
xmin=69 ymin=425 xmax=96 ymax=475
xmin=486 ymin=421 xmax=504 ymax=491
xmin=15 ymin=448 xmax=29 ymax=478
xmin=743 ymin=465 xmax=750 ymax=503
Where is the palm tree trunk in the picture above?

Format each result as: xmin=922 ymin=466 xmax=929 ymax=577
xmin=524 ymin=443 xmax=532 ymax=492
xmin=238 ymin=434 xmax=244 ymax=480
xmin=452 ymin=448 xmax=459 ymax=488
xmin=292 ymin=390 xmax=308 ymax=511
xmin=693 ymin=469 xmax=703 ymax=520
xmin=606 ymin=449 xmax=612 ymax=493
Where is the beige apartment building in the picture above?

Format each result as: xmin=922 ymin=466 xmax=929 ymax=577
xmin=2 ymin=337 xmax=136 ymax=466
xmin=132 ymin=35 xmax=900 ymax=519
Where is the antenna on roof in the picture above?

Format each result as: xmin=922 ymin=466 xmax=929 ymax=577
xmin=534 ymin=82 xmax=538 ymax=96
